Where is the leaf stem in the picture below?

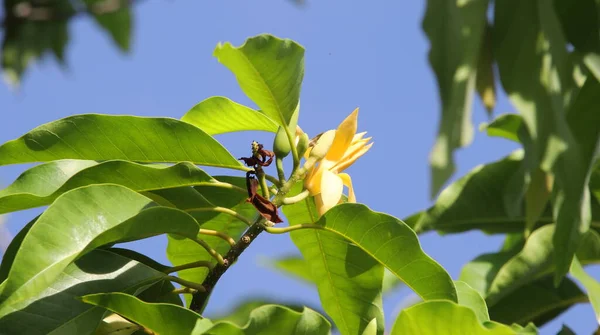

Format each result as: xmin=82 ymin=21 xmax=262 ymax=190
xmin=172 ymin=287 xmax=198 ymax=295
xmin=189 ymin=217 xmax=266 ymax=313
xmin=188 ymin=157 xmax=319 ymax=313
xmin=256 ymin=167 xmax=270 ymax=198
xmin=264 ymin=174 xmax=282 ymax=187
xmin=199 ymin=229 xmax=236 ymax=246
xmin=276 ymin=157 xmax=286 ymax=184
xmin=165 ymin=276 xmax=206 ymax=292
xmin=164 ymin=260 xmax=214 ymax=274
xmin=265 ymin=223 xmax=324 ymax=234
xmin=210 ymin=181 xmax=247 ymax=195
xmin=283 ymin=189 xmax=310 ymax=205
xmin=185 ymin=207 xmax=252 ymax=226
xmin=189 ymin=236 xmax=225 ymax=265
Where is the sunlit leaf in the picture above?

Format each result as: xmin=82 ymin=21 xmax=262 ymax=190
xmin=422 ymin=0 xmax=489 ymax=197
xmin=214 ymin=34 xmax=304 ymax=127
xmin=0 ymin=114 xmax=245 ymax=170
xmin=390 ymin=300 xmax=522 ymax=335
xmin=82 ymin=292 xmax=204 ymax=334
xmin=0 ymin=249 xmax=165 ymax=335
xmin=182 ymin=96 xmax=279 ymax=135
xmin=480 ymin=114 xmax=523 ymax=143
xmin=265 ymin=255 xmax=404 ymax=294
xmin=0 ymin=159 xmax=242 ymax=214
xmin=0 ymin=185 xmax=201 ymax=316
xmin=283 ymin=195 xmax=385 ymax=335
xmin=455 ymin=281 xmax=490 ymax=323
xmin=202 ymin=304 xmax=330 ymax=335
xmin=207 ymin=298 xmax=331 ymax=329
xmin=570 ymin=257 xmax=600 ymax=324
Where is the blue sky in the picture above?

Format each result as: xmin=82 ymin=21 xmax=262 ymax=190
xmin=0 ymin=1 xmax=598 ymax=334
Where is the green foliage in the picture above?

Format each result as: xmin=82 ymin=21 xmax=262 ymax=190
xmin=390 ymin=300 xmax=533 ymax=335
xmin=202 ymin=305 xmax=331 ymax=335
xmin=3 ymin=22 xmax=600 ymax=333
xmin=422 ymin=0 xmax=489 ymax=197
xmin=214 ymin=35 xmax=304 ymax=127
xmin=1 ymin=0 xmax=133 ymax=85
xmin=82 ymin=292 xmax=205 ymax=334
xmin=0 ymin=115 xmax=245 ymax=170
xmin=182 ymin=97 xmax=279 ymax=135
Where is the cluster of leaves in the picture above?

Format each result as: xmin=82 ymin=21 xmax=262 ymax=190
xmin=422 ymin=0 xmax=600 ymax=332
xmin=0 ymin=31 xmax=570 ymax=334
xmin=2 ymin=0 xmax=132 ymax=85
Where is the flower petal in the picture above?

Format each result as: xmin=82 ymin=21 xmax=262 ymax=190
xmin=326 ymin=108 xmax=359 ymax=162
xmin=338 ymin=173 xmax=356 ymax=203
xmin=333 ymin=142 xmax=373 ymax=173
xmin=319 ymin=169 xmax=344 ymax=214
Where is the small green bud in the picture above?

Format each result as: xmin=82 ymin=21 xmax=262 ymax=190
xmin=273 ymin=126 xmax=291 ymax=158
xmin=296 ymin=133 xmax=310 ymax=158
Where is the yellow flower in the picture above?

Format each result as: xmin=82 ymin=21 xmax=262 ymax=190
xmin=304 ymin=108 xmax=373 ymax=215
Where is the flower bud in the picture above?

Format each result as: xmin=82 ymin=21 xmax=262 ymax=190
xmin=296 ymin=132 xmax=310 ymax=158
xmin=272 ymin=126 xmax=291 ymax=158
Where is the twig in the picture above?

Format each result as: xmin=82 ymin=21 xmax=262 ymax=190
xmin=189 ymin=219 xmax=265 ymax=312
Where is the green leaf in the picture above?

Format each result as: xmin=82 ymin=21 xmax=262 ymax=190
xmin=0 ymin=114 xmax=245 ymax=170
xmin=0 ymin=185 xmax=202 ymax=316
xmin=265 ymin=255 xmax=404 ymax=295
xmin=81 ymin=292 xmax=203 ymax=334
xmin=1 ymin=0 xmax=73 ymax=85
xmin=214 ymin=34 xmax=305 ymax=127
xmin=494 ymin=0 xmax=600 ymax=284
xmin=203 ymin=304 xmax=331 ymax=335
xmin=570 ymin=256 xmax=600 ymax=324
xmin=283 ymin=197 xmax=385 ymax=335
xmin=475 ymin=24 xmax=496 ymax=115
xmin=390 ymin=300 xmax=521 ymax=335
xmin=182 ymin=96 xmax=279 ymax=135
xmin=557 ymin=325 xmax=577 ymax=335
xmin=524 ymin=168 xmax=553 ymax=237
xmin=480 ymin=114 xmax=523 ymax=143
xmin=0 ymin=159 xmax=242 ymax=214
xmin=84 ymin=0 xmax=132 ymax=51
xmin=488 ymin=276 xmax=586 ymax=327
xmin=314 ymin=204 xmax=457 ymax=302
xmin=422 ymin=0 xmax=489 ymax=197
xmin=207 ymin=298 xmax=331 ymax=328
xmin=0 ymin=216 xmax=37 ymax=283
xmin=455 ymin=281 xmax=490 ymax=323
xmin=416 ymin=150 xmax=540 ymax=234
xmin=554 ymin=0 xmax=600 ymax=81
xmin=460 ymin=226 xmax=600 ymax=313
xmin=0 ymin=249 xmax=165 ymax=335
xmin=164 ymin=186 xmax=254 ymax=306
